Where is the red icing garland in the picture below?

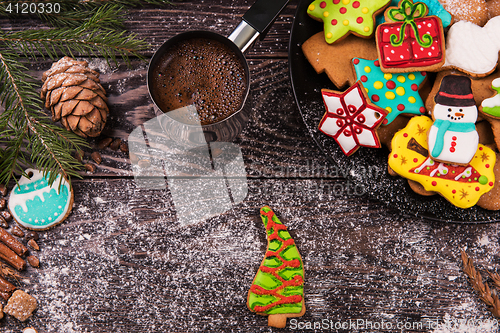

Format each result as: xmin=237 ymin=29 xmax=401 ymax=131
xmin=409 ymin=158 xmax=484 ymax=183
xmin=249 ymin=209 xmax=304 ymax=313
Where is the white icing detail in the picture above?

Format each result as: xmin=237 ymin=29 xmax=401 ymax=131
xmin=444 ymin=17 xmax=500 ymax=75
xmin=355 ymin=128 xmax=377 ymax=146
xmin=336 ymin=131 xmax=357 ymax=153
xmin=428 ymin=104 xmax=479 ymax=165
xmin=320 ymin=86 xmax=384 ymax=154
xmin=455 ymin=167 xmax=473 ymax=181
xmin=343 ymin=86 xmax=364 ymax=111
xmin=7 ymin=168 xmax=72 ymax=230
xmin=320 ymin=117 xmax=342 ymax=136
xmin=430 ymin=163 xmax=449 ymax=177
xmin=414 ymin=157 xmax=435 ymax=173
xmin=9 ymin=170 xmax=67 ymax=212
xmin=482 ymin=78 xmax=500 ymax=109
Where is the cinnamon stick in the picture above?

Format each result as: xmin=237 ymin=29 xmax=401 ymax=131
xmin=0 ymin=276 xmax=16 ymax=293
xmin=0 ymin=291 xmax=11 ymax=301
xmin=0 ymin=243 xmax=25 ymax=271
xmin=0 ymin=228 xmax=28 ymax=257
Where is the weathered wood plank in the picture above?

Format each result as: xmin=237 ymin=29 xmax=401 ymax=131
xmin=1 ymin=178 xmax=498 ymax=331
xmin=0 ymin=0 xmax=298 ymax=58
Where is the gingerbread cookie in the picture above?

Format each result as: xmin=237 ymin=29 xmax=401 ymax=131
xmin=376 ymin=113 xmax=411 ymax=148
xmin=427 ymin=75 xmax=479 ymax=165
xmin=376 ymin=0 xmax=452 ymax=27
xmin=302 ymin=32 xmax=378 ymax=88
xmin=247 ymin=206 xmax=305 ymax=328
xmin=488 ymin=1 xmax=500 ymax=19
xmin=440 ymin=0 xmax=489 ymax=27
xmin=352 ymin=58 xmax=427 ymax=124
xmin=477 ymin=152 xmax=500 ymax=210
xmin=307 ymin=0 xmax=391 ymax=44
xmin=389 ymin=115 xmax=495 ymax=208
xmin=375 ymin=0 xmax=446 ymax=73
xmin=318 ymin=81 xmax=389 ymax=155
xmin=481 ymin=77 xmax=500 ymax=118
xmin=8 ymin=169 xmax=74 ymax=230
xmin=408 ymin=179 xmax=436 ymax=196
xmin=4 ymin=290 xmax=37 ymax=322
xmin=443 ymin=16 xmax=500 ymax=77
xmin=426 ymin=69 xmax=500 ymax=111
xmin=479 ymin=77 xmax=500 ymax=150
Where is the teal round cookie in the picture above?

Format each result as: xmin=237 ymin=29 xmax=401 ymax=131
xmin=8 ymin=169 xmax=74 ymax=230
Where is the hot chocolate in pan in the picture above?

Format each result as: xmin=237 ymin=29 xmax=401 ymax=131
xmin=150 ymin=38 xmax=247 ymax=125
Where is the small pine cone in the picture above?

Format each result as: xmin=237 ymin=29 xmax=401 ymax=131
xmin=41 ymin=56 xmax=108 ymax=138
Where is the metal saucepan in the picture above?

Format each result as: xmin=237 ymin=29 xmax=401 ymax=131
xmin=147 ymin=0 xmax=289 ymax=145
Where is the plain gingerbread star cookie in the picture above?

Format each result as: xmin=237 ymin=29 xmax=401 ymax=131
xmin=301 ymin=32 xmax=378 ymax=88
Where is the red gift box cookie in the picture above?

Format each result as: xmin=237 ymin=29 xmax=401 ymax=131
xmin=375 ymin=0 xmax=445 ymax=73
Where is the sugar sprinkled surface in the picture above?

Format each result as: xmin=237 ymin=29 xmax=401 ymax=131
xmin=0 ymin=174 xmax=497 ymax=332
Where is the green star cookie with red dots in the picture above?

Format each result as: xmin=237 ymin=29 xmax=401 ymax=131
xmin=307 ymin=0 xmax=391 ymax=44
xmin=352 ymin=57 xmax=427 ymax=125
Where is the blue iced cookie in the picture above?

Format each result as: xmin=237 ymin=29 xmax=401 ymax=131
xmin=8 ymin=169 xmax=74 ymax=230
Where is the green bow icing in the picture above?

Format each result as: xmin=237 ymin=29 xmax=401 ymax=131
xmin=387 ymin=0 xmax=433 ymax=48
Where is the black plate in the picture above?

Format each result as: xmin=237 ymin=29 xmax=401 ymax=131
xmin=288 ymin=0 xmax=500 ymax=223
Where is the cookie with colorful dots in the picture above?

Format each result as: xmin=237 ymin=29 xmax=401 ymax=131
xmin=8 ymin=169 xmax=74 ymax=230
xmin=375 ymin=0 xmax=446 ymax=73
xmin=376 ymin=0 xmax=452 ymax=28
xmin=352 ymin=57 xmax=427 ymax=125
xmin=307 ymin=0 xmax=391 ymax=44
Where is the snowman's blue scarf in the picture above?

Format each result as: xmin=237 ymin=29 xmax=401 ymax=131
xmin=431 ymin=119 xmax=476 ymax=157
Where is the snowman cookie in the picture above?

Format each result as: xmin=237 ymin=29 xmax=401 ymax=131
xmin=389 ymin=116 xmax=495 ymax=209
xmin=427 ymin=75 xmax=479 ymax=165
xmin=8 ymin=169 xmax=74 ymax=230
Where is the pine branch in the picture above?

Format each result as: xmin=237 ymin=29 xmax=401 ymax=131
xmin=0 ymin=26 xmax=148 ymax=65
xmin=40 ymin=3 xmax=128 ymax=31
xmin=0 ymin=51 xmax=88 ymax=186
xmin=0 ymin=1 xmax=164 ymax=186
xmin=0 ymin=0 xmax=174 ymax=28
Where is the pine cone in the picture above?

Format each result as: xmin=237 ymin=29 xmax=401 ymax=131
xmin=41 ymin=56 xmax=108 ymax=138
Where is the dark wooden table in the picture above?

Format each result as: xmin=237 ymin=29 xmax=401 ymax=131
xmin=2 ymin=1 xmax=500 ymax=332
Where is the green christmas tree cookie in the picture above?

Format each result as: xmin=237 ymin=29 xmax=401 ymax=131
xmin=481 ymin=78 xmax=500 ymax=118
xmin=247 ymin=206 xmax=305 ymax=328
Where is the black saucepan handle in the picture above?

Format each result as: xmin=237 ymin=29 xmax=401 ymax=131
xmin=228 ymin=0 xmax=289 ymax=52
xmin=243 ymin=0 xmax=289 ymax=36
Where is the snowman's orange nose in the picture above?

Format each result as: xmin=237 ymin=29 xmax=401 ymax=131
xmin=455 ymin=112 xmax=463 ymax=117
